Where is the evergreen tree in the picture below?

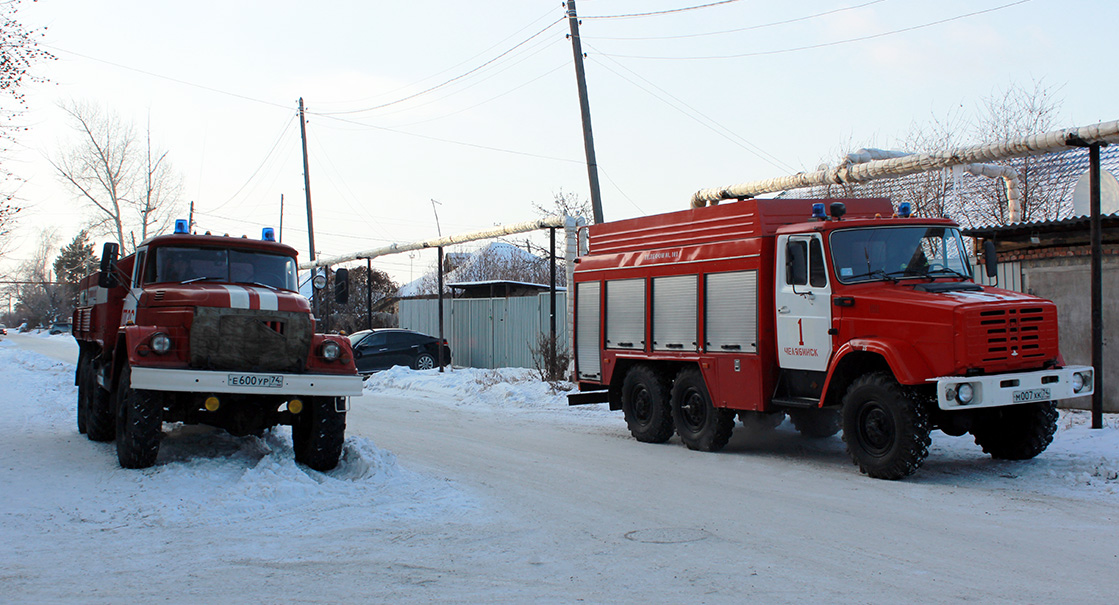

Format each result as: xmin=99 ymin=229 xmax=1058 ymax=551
xmin=52 ymin=230 xmax=99 ymax=311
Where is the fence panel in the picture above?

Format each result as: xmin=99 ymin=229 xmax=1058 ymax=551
xmin=400 ymin=292 xmax=568 ymax=369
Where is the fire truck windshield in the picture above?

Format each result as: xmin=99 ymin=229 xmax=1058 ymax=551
xmin=829 ymin=226 xmax=973 ymax=284
xmin=146 ymin=246 xmax=299 ymax=291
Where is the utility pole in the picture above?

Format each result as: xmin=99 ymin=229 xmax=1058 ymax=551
xmin=279 ymin=193 xmax=284 ymax=243
xmin=188 ymin=201 xmax=195 ymax=233
xmin=565 ymin=0 xmax=604 ymax=224
xmin=298 ymin=97 xmax=318 ymax=315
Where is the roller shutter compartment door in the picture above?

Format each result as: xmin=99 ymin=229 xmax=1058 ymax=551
xmin=652 ymin=275 xmax=697 ymax=351
xmin=576 ymin=282 xmax=602 ymax=380
xmin=705 ymin=271 xmax=758 ymax=354
xmin=605 ymin=279 xmax=646 ymax=350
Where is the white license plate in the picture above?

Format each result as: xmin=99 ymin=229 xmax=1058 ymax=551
xmin=227 ymin=373 xmax=284 ymax=388
xmin=1012 ymin=387 xmax=1050 ymax=403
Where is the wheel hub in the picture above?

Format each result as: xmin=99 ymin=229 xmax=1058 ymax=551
xmin=858 ymin=403 xmax=895 ymax=456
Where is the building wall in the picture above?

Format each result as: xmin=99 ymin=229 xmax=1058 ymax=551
xmin=1022 ymin=256 xmax=1117 ymax=412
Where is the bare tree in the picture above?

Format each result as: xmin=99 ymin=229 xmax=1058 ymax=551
xmin=0 ymin=0 xmax=53 ymax=251
xmin=50 ymin=101 xmax=182 ymax=252
xmin=14 ymin=229 xmax=63 ymax=327
xmin=969 ymin=80 xmax=1070 ymax=225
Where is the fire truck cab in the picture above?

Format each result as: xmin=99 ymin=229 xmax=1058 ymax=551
xmin=73 ymin=221 xmax=362 ymax=470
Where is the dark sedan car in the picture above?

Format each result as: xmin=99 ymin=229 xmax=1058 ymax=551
xmin=348 ymin=329 xmax=451 ymax=373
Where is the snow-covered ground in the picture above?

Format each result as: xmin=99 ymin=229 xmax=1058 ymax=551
xmin=2 ymin=332 xmax=1118 ymax=603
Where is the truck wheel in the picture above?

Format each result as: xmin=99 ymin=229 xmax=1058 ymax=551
xmin=115 ymin=365 xmax=163 ymax=469
xmin=970 ymin=401 xmax=1058 ymax=460
xmin=76 ymin=354 xmax=89 ymax=434
xmin=292 ymin=397 xmax=347 ymax=471
xmin=671 ymin=368 xmax=734 ymax=452
xmin=841 ymin=372 xmax=930 ymax=480
xmin=788 ymin=408 xmax=841 ymax=439
xmin=84 ymin=362 xmax=116 ymax=443
xmin=621 ymin=365 xmax=674 ymax=443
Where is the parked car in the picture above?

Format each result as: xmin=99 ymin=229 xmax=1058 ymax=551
xmin=348 ymin=329 xmax=451 ymax=373
xmin=0 ymin=324 xmax=6 ymax=336
xmin=49 ymin=322 xmax=71 ymax=335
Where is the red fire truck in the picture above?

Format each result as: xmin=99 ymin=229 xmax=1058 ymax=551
xmin=72 ymin=221 xmax=362 ymax=470
xmin=568 ymin=198 xmax=1093 ymax=479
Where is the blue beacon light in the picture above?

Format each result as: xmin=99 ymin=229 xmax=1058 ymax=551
xmin=262 ymin=227 xmax=276 ymax=242
xmin=811 ymin=203 xmax=827 ymax=221
xmin=897 ymin=202 xmax=912 ymax=218
xmin=174 ymin=219 xmax=189 ymax=234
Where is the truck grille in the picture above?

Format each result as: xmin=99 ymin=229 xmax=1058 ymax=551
xmin=963 ymin=305 xmax=1056 ymax=368
xmin=189 ymin=307 xmax=312 ymax=372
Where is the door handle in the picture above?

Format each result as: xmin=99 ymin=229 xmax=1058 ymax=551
xmin=778 ymin=306 xmax=790 ymax=314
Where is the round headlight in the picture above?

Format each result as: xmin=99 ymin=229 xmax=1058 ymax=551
xmin=322 ymin=340 xmax=340 ymax=361
xmin=1072 ymin=372 xmax=1085 ymax=393
xmin=313 ymin=273 xmax=327 ymax=290
xmin=151 ymin=332 xmax=172 ymax=354
xmin=956 ymin=383 xmax=974 ymax=405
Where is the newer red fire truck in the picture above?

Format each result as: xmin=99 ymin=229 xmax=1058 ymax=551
xmin=72 ymin=221 xmax=362 ymax=470
xmin=569 ymin=198 xmax=1093 ymax=479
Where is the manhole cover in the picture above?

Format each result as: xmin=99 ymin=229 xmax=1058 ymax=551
xmin=624 ymin=528 xmax=711 ymax=544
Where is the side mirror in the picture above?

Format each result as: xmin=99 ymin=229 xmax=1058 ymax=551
xmin=98 ymin=243 xmax=119 ymax=288
xmin=334 ymin=268 xmax=349 ymax=304
xmin=984 ymin=240 xmax=998 ymax=279
xmin=786 ymin=241 xmax=807 ymax=286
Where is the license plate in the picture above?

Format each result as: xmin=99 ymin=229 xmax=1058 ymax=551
xmin=227 ymin=373 xmax=284 ymax=388
xmin=1012 ymin=387 xmax=1050 ymax=403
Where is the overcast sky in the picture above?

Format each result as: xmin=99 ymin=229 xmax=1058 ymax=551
xmin=4 ymin=0 xmax=1116 ymax=284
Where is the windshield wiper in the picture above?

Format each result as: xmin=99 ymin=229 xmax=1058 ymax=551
xmin=181 ymin=276 xmax=225 ymax=284
xmin=845 ymin=269 xmax=904 ymax=283
xmin=245 ymin=281 xmax=278 ymax=291
xmin=922 ymin=266 xmax=971 ymax=280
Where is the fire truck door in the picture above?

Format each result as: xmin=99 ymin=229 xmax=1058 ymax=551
xmin=775 ymin=234 xmax=831 ymax=372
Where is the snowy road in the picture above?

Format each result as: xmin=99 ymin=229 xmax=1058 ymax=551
xmin=2 ymin=336 xmax=1118 ymax=603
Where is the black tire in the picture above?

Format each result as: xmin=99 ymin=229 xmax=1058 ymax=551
xmin=85 ymin=361 xmax=116 ymax=443
xmin=788 ymin=408 xmax=842 ymax=439
xmin=413 ymin=353 xmax=436 ymax=370
xmin=292 ymin=396 xmax=347 ymax=471
xmin=76 ymin=353 xmax=89 ymax=434
xmin=841 ymin=372 xmax=930 ymax=480
xmin=970 ymin=401 xmax=1058 ymax=460
xmin=114 ymin=365 xmax=163 ymax=469
xmin=621 ymin=365 xmax=674 ymax=443
xmin=671 ymin=368 xmax=734 ymax=452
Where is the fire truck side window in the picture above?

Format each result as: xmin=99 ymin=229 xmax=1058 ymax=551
xmin=132 ymin=251 xmax=146 ymax=288
xmin=786 ymin=240 xmax=808 ymax=286
xmin=809 ymin=238 xmax=827 ymax=287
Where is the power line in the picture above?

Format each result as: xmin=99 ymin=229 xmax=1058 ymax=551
xmin=597 ymin=0 xmax=1033 ymax=60
xmin=311 ymin=4 xmax=562 ymax=111
xmin=584 ymin=0 xmax=743 ymax=20
xmin=586 ymin=0 xmax=891 ymax=40
xmin=315 ymin=17 xmax=565 ymax=116
xmin=44 ymin=45 xmax=292 ymax=110
xmin=207 ymin=113 xmax=298 ymax=213
xmin=312 ymin=112 xmax=584 ymax=165
xmin=586 ymin=51 xmax=797 ymax=174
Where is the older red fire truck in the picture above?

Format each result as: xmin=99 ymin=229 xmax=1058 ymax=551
xmin=569 ymin=198 xmax=1093 ymax=479
xmin=72 ymin=221 xmax=362 ymax=470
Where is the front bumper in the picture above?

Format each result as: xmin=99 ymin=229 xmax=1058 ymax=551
xmin=129 ymin=366 xmax=364 ymax=397
xmin=932 ymin=365 xmax=1094 ymax=410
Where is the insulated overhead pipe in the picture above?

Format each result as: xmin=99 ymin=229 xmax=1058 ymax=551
xmin=691 ymin=119 xmax=1119 ymax=223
